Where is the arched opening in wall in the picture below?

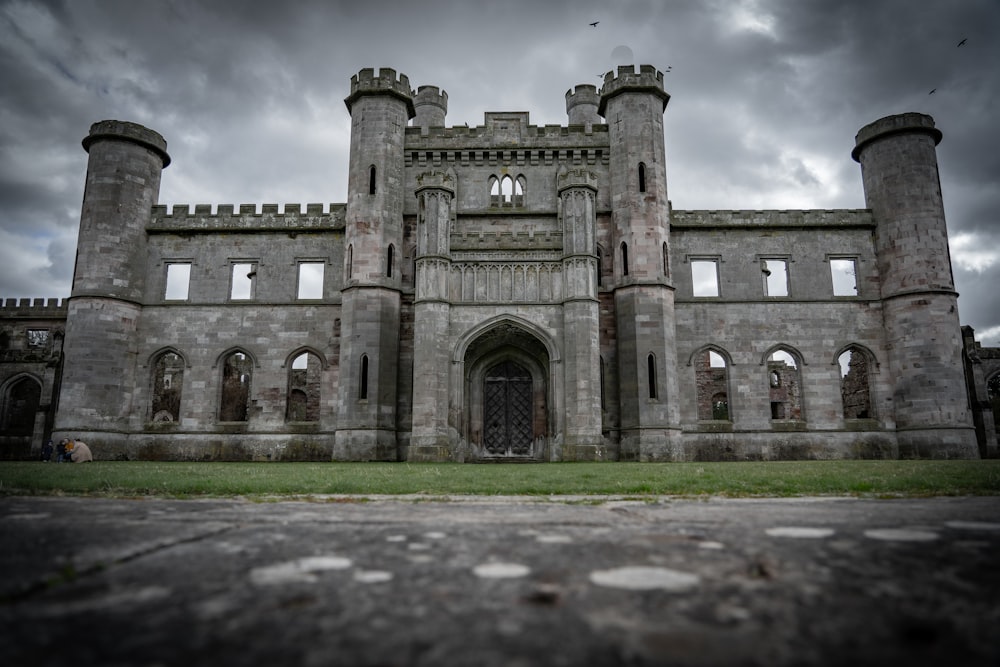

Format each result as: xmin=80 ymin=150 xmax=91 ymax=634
xmin=287 ymin=352 xmax=321 ymax=422
xmin=151 ymin=351 xmax=184 ymax=422
xmin=514 ymin=175 xmax=526 ymax=206
xmin=839 ymin=347 xmax=873 ymax=419
xmin=986 ymin=373 xmax=1000 ymax=440
xmin=596 ymin=248 xmax=604 ymax=287
xmin=369 ymin=165 xmax=377 ymax=195
xmin=638 ymin=162 xmax=647 ymax=193
xmin=662 ymin=242 xmax=670 ymax=278
xmin=696 ymin=350 xmax=730 ymax=421
xmin=461 ymin=319 xmax=552 ymax=460
xmin=489 ymin=176 xmax=500 ymax=207
xmin=220 ymin=352 xmax=252 ymax=422
xmin=1 ymin=375 xmax=41 ymax=436
xmin=768 ymin=349 xmax=803 ymax=421
xmin=346 ymin=245 xmax=353 ymax=281
xmin=387 ymin=244 xmax=395 ymax=279
xmin=500 ymin=175 xmax=514 ymax=204
xmin=621 ymin=242 xmax=629 ymax=277
xmin=359 ymin=354 xmax=369 ymax=400
xmin=647 ymin=353 xmax=658 ymax=400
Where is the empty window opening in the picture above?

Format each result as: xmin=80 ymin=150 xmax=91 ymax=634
xmin=346 ymin=245 xmax=353 ymax=280
xmin=1 ymin=376 xmax=41 ymax=435
xmin=500 ymin=175 xmax=514 ymax=203
xmin=697 ymin=351 xmax=730 ymax=421
xmin=662 ymin=242 xmax=670 ymax=278
xmin=691 ymin=260 xmax=719 ymax=297
xmin=26 ymin=329 xmax=49 ymax=348
xmin=988 ymin=374 xmax=1000 ymax=442
xmin=151 ymin=352 xmax=184 ymax=422
xmin=768 ymin=350 xmax=802 ymax=421
xmin=638 ymin=162 xmax=647 ymax=192
xmin=287 ymin=352 xmax=321 ymax=422
xmin=514 ymin=175 xmax=526 ymax=205
xmin=297 ymin=262 xmax=324 ymax=299
xmin=839 ymin=348 xmax=872 ymax=419
xmin=621 ymin=242 xmax=629 ymax=276
xmin=830 ymin=258 xmax=858 ymax=296
xmin=762 ymin=259 xmax=789 ymax=297
xmin=165 ymin=263 xmax=191 ymax=300
xmin=647 ymin=353 xmax=658 ymax=399
xmin=220 ymin=352 xmax=252 ymax=422
xmin=596 ymin=249 xmax=603 ymax=287
xmin=369 ymin=165 xmax=377 ymax=195
xmin=359 ymin=354 xmax=369 ymax=400
xmin=230 ymin=263 xmax=255 ymax=300
xmin=387 ymin=244 xmax=395 ymax=278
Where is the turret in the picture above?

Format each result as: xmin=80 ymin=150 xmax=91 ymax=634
xmin=53 ymin=121 xmax=170 ymax=455
xmin=336 ymin=68 xmax=414 ymax=460
xmin=565 ymin=84 xmax=601 ymax=126
xmin=852 ymin=113 xmax=978 ymax=458
xmin=413 ymin=85 xmax=448 ymax=131
xmin=599 ymin=65 xmax=680 ymax=461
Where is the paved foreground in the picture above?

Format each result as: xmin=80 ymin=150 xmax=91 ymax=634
xmin=1 ymin=494 xmax=999 ymax=666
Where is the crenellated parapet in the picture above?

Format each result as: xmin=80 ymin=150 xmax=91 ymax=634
xmin=557 ymin=167 xmax=599 ymax=193
xmin=598 ymin=64 xmax=670 ymax=116
xmin=450 ymin=230 xmax=563 ymax=251
xmin=566 ymin=84 xmax=602 ymax=125
xmin=344 ymin=67 xmax=415 ymax=117
xmin=148 ymin=203 xmax=346 ymax=232
xmin=0 ymin=298 xmax=68 ymax=316
xmin=669 ymin=209 xmax=875 ymax=229
xmin=413 ymin=85 xmax=449 ymax=130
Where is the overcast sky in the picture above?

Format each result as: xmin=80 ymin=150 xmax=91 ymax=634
xmin=1 ymin=0 xmax=997 ymax=345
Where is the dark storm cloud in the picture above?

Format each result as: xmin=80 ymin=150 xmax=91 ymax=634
xmin=0 ymin=0 xmax=996 ymax=342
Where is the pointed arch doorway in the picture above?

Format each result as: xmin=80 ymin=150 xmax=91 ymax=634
xmin=483 ymin=360 xmax=533 ymax=456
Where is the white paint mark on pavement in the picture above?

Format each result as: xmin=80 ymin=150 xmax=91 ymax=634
xmin=945 ymin=520 xmax=1000 ymax=531
xmin=589 ymin=566 xmax=700 ymax=591
xmin=766 ymin=527 xmax=835 ymax=539
xmin=250 ymin=556 xmax=352 ymax=585
xmin=698 ymin=541 xmax=725 ymax=550
xmin=536 ymin=534 xmax=572 ymax=544
xmin=864 ymin=528 xmax=939 ymax=542
xmin=386 ymin=535 xmax=407 ymax=542
xmin=355 ymin=570 xmax=394 ymax=584
xmin=425 ymin=531 xmax=447 ymax=540
xmin=473 ymin=562 xmax=531 ymax=578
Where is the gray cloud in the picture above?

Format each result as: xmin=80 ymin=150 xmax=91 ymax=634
xmin=0 ymin=0 xmax=996 ymax=343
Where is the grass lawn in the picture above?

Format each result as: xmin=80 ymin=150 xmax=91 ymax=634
xmin=1 ymin=460 xmax=999 ymax=499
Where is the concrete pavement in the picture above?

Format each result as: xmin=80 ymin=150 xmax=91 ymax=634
xmin=1 ymin=494 xmax=999 ymax=666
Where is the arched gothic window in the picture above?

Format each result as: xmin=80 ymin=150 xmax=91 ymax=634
xmin=369 ymin=165 xmax=377 ymax=195
xmin=220 ymin=352 xmax=252 ymax=422
xmin=621 ymin=242 xmax=629 ymax=277
xmin=287 ymin=352 xmax=321 ymax=422
xmin=151 ymin=351 xmax=184 ymax=422
xmin=638 ymin=162 xmax=647 ymax=193
xmin=839 ymin=347 xmax=873 ymax=419
xmin=696 ymin=351 xmax=730 ymax=421
xmin=768 ymin=349 xmax=802 ymax=421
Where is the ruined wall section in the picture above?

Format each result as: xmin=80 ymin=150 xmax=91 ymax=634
xmin=670 ymin=210 xmax=895 ymax=459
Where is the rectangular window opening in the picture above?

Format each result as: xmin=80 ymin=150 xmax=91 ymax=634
xmin=830 ymin=258 xmax=858 ymax=296
xmin=691 ymin=260 xmax=720 ymax=297
xmin=164 ymin=263 xmax=191 ymax=301
xmin=762 ymin=259 xmax=789 ymax=297
xmin=27 ymin=329 xmax=49 ymax=347
xmin=231 ymin=262 xmax=256 ymax=300
xmin=297 ymin=262 xmax=325 ymax=299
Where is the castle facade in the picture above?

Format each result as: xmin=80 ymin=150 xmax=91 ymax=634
xmin=2 ymin=65 xmax=997 ymax=461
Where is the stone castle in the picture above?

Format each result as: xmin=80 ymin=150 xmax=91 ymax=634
xmin=2 ymin=65 xmax=998 ymax=461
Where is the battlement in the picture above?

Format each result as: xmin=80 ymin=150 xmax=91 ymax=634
xmin=344 ymin=67 xmax=415 ymax=117
xmin=148 ymin=203 xmax=346 ymax=232
xmin=415 ymin=170 xmax=455 ymax=193
xmin=597 ymin=64 xmax=670 ymax=115
xmin=415 ymin=85 xmax=449 ymax=111
xmin=0 ymin=298 xmax=68 ymax=317
xmin=669 ymin=209 xmax=875 ymax=229
xmin=565 ymin=84 xmax=600 ymax=106
xmin=557 ymin=168 xmax=599 ymax=192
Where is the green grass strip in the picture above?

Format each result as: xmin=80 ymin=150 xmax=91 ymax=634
xmin=1 ymin=460 xmax=999 ymax=499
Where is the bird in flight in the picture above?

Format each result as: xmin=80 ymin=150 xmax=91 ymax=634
xmin=589 ymin=21 xmax=599 ymax=27
xmin=957 ymin=38 xmax=967 ymax=47
xmin=929 ymin=88 xmax=936 ymax=95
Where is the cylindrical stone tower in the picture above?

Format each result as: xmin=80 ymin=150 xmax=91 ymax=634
xmin=852 ymin=113 xmax=978 ymax=458
xmin=413 ymin=85 xmax=448 ymax=132
xmin=53 ymin=120 xmax=170 ymax=454
xmin=336 ymin=68 xmax=414 ymax=460
xmin=566 ymin=84 xmax=602 ymax=126
xmin=599 ymin=65 xmax=681 ymax=461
